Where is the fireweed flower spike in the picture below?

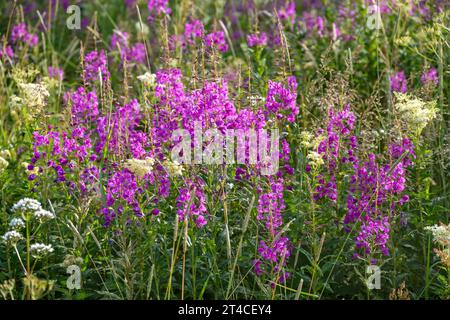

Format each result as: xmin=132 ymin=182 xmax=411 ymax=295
xmin=48 ymin=66 xmax=64 ymax=81
xmin=176 ymin=178 xmax=208 ymax=228
xmin=84 ymin=49 xmax=110 ymax=83
xmin=110 ymin=30 xmax=147 ymax=65
xmin=205 ymin=31 xmax=229 ymax=53
xmin=10 ymin=23 xmax=38 ymax=47
xmin=147 ymin=0 xmax=171 ymax=23
xmin=264 ymin=76 xmax=299 ymax=123
xmin=184 ymin=19 xmax=204 ymax=44
xmin=421 ymin=68 xmax=439 ymax=86
xmin=390 ymin=71 xmax=408 ymax=93
xmin=247 ymin=32 xmax=268 ymax=47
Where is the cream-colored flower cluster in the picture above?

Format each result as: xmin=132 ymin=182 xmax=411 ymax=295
xmin=307 ymin=151 xmax=325 ymax=168
xmin=0 ymin=149 xmax=11 ymax=174
xmin=300 ymin=130 xmax=324 ymax=150
xmin=425 ymin=224 xmax=450 ymax=246
xmin=18 ymin=83 xmax=50 ymax=111
xmin=0 ymin=156 xmax=8 ymax=173
xmin=394 ymin=92 xmax=438 ymax=135
xmin=9 ymin=66 xmax=50 ymax=122
xmin=163 ymin=159 xmax=184 ymax=177
xmin=425 ymin=223 xmax=450 ymax=267
xmin=2 ymin=230 xmax=23 ymax=246
xmin=137 ymin=72 xmax=156 ymax=87
xmin=300 ymin=130 xmax=325 ymax=169
xmin=124 ymin=157 xmax=155 ymax=178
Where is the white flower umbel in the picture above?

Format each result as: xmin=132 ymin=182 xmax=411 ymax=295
xmin=0 ymin=156 xmax=9 ymax=173
xmin=18 ymin=83 xmax=50 ymax=110
xmin=394 ymin=92 xmax=438 ymax=134
xmin=30 ymin=243 xmax=54 ymax=258
xmin=135 ymin=22 xmax=150 ymax=37
xmin=0 ymin=149 xmax=12 ymax=160
xmin=9 ymin=218 xmax=25 ymax=230
xmin=307 ymin=151 xmax=325 ymax=169
xmin=11 ymin=198 xmax=42 ymax=213
xmin=163 ymin=160 xmax=184 ymax=177
xmin=2 ymin=231 xmax=23 ymax=245
xmin=124 ymin=157 xmax=155 ymax=178
xmin=137 ymin=72 xmax=156 ymax=87
xmin=33 ymin=209 xmax=55 ymax=222
xmin=425 ymin=224 xmax=450 ymax=245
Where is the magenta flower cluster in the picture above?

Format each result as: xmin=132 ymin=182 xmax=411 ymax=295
xmin=10 ymin=23 xmax=38 ymax=47
xmin=205 ymin=31 xmax=229 ymax=53
xmin=247 ymin=32 xmax=268 ymax=47
xmin=390 ymin=71 xmax=408 ymax=93
xmin=254 ymin=177 xmax=291 ymax=283
xmin=306 ymin=104 xmax=415 ymax=257
xmin=110 ymin=30 xmax=146 ymax=65
xmin=147 ymin=0 xmax=171 ymax=16
xmin=32 ymin=57 xmax=299 ymax=236
xmin=48 ymin=66 xmax=64 ymax=81
xmin=84 ymin=49 xmax=110 ymax=83
xmin=184 ymin=19 xmax=204 ymax=44
xmin=265 ymin=76 xmax=299 ymax=123
xmin=421 ymin=68 xmax=439 ymax=86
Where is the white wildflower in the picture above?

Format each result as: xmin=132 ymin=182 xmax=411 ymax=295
xmin=30 ymin=243 xmax=54 ymax=257
xmin=307 ymin=151 xmax=324 ymax=168
xmin=300 ymin=131 xmax=314 ymax=148
xmin=0 ymin=156 xmax=8 ymax=173
xmin=124 ymin=157 xmax=155 ymax=178
xmin=135 ymin=22 xmax=150 ymax=37
xmin=2 ymin=231 xmax=23 ymax=245
xmin=33 ymin=209 xmax=55 ymax=222
xmin=8 ymin=95 xmax=23 ymax=109
xmin=18 ymin=83 xmax=50 ymax=112
xmin=9 ymin=218 xmax=25 ymax=230
xmin=11 ymin=198 xmax=42 ymax=212
xmin=0 ymin=149 xmax=11 ymax=160
xmin=137 ymin=72 xmax=156 ymax=87
xmin=394 ymin=92 xmax=438 ymax=134
xmin=425 ymin=224 xmax=450 ymax=245
xmin=300 ymin=131 xmax=324 ymax=150
xmin=163 ymin=160 xmax=184 ymax=177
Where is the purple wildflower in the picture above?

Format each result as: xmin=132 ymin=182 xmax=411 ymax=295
xmin=247 ymin=32 xmax=268 ymax=47
xmin=48 ymin=66 xmax=64 ymax=81
xmin=265 ymin=76 xmax=299 ymax=122
xmin=421 ymin=68 xmax=439 ymax=86
xmin=184 ymin=19 xmax=204 ymax=44
xmin=84 ymin=49 xmax=110 ymax=83
xmin=205 ymin=31 xmax=229 ymax=53
xmin=390 ymin=71 xmax=408 ymax=93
